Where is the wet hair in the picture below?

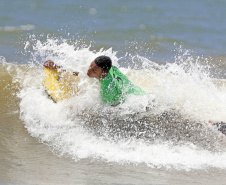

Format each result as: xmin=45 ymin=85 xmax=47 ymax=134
xmin=94 ymin=56 xmax=112 ymax=73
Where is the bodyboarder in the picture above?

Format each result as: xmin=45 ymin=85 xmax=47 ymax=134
xmin=43 ymin=56 xmax=226 ymax=136
xmin=43 ymin=55 xmax=146 ymax=106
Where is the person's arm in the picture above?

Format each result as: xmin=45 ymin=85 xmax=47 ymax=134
xmin=72 ymin=72 xmax=79 ymax=76
xmin=43 ymin=60 xmax=79 ymax=76
xmin=43 ymin=60 xmax=61 ymax=69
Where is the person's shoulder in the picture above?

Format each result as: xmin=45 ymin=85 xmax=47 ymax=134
xmin=111 ymin=65 xmax=122 ymax=74
xmin=111 ymin=65 xmax=118 ymax=70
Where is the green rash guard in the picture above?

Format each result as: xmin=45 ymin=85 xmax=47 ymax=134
xmin=100 ymin=66 xmax=146 ymax=105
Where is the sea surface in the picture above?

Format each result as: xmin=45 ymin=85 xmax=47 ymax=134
xmin=1 ymin=0 xmax=226 ymax=184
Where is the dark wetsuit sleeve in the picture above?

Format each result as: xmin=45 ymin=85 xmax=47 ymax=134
xmin=214 ymin=122 xmax=226 ymax=135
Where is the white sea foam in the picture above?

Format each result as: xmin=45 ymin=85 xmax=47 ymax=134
xmin=0 ymin=24 xmax=35 ymax=32
xmin=12 ymin=38 xmax=226 ymax=170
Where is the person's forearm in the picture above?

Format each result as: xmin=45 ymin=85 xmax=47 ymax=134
xmin=43 ymin=60 xmax=61 ymax=69
xmin=72 ymin=72 xmax=79 ymax=76
xmin=43 ymin=60 xmax=79 ymax=76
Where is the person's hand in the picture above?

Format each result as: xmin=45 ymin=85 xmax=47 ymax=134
xmin=43 ymin=60 xmax=79 ymax=76
xmin=43 ymin=60 xmax=58 ymax=69
xmin=73 ymin=72 xmax=79 ymax=76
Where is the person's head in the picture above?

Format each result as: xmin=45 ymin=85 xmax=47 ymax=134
xmin=87 ymin=56 xmax=112 ymax=79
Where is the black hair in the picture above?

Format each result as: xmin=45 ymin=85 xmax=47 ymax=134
xmin=94 ymin=56 xmax=112 ymax=73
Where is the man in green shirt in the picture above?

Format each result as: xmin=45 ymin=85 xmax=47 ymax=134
xmin=44 ymin=56 xmax=146 ymax=105
xmin=89 ymin=56 xmax=146 ymax=105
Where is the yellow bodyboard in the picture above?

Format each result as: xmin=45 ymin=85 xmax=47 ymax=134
xmin=43 ymin=68 xmax=80 ymax=102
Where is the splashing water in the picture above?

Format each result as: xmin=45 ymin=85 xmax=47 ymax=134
xmin=4 ymin=37 xmax=226 ymax=170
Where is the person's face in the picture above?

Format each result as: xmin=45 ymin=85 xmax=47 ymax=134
xmin=87 ymin=61 xmax=103 ymax=79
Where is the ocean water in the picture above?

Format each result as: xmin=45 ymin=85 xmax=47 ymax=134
xmin=1 ymin=0 xmax=226 ymax=184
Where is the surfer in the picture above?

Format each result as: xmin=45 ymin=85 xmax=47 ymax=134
xmin=44 ymin=56 xmax=146 ymax=105
xmin=44 ymin=57 xmax=226 ymax=136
